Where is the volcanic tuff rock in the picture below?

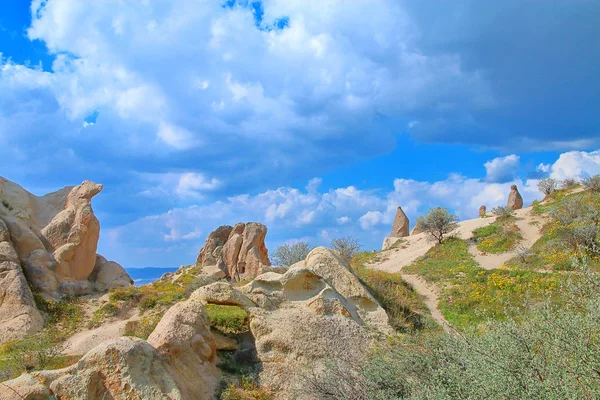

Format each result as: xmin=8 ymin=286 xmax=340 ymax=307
xmin=196 ymin=222 xmax=271 ymax=281
xmin=479 ymin=205 xmax=487 ymax=217
xmin=0 ymin=218 xmax=44 ymax=345
xmin=0 ymin=295 xmax=220 ymax=400
xmin=507 ymin=184 xmax=524 ymax=210
xmin=195 ymin=246 xmax=391 ymax=398
xmin=0 ymin=176 xmax=132 ymax=341
xmin=390 ymin=206 xmax=410 ymax=237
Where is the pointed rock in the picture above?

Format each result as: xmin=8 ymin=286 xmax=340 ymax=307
xmin=390 ymin=206 xmax=410 ymax=238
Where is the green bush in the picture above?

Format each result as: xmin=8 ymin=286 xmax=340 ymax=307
xmin=273 ymin=242 xmax=314 ymax=266
xmin=206 ymin=304 xmax=249 ymax=335
xmin=88 ymin=302 xmax=120 ymax=328
xmin=419 ymin=207 xmax=459 ymax=244
xmin=582 ymin=174 xmax=600 ymax=192
xmin=331 ymin=236 xmax=362 ymax=262
xmin=220 ymin=376 xmax=273 ymax=400
xmin=34 ymin=295 xmax=83 ymax=332
xmin=123 ymin=314 xmax=162 ymax=340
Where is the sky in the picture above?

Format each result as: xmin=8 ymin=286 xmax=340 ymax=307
xmin=1 ymin=0 xmax=599 ymax=268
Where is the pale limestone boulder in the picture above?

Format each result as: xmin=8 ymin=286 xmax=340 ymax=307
xmin=147 ymin=296 xmax=220 ymax=399
xmin=192 ymin=281 xmax=257 ymax=308
xmin=0 ymin=219 xmax=44 ymax=345
xmin=196 ymin=222 xmax=271 ymax=282
xmin=42 ymin=181 xmax=102 ymax=281
xmin=507 ymin=184 xmax=524 ymax=210
xmin=0 ymin=373 xmax=53 ymax=400
xmin=390 ymin=206 xmax=410 ymax=238
xmin=22 ymin=249 xmax=60 ymax=297
xmin=90 ymin=255 xmax=133 ymax=291
xmin=212 ymin=330 xmax=238 ymax=351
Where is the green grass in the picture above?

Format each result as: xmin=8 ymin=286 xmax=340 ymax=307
xmin=472 ymin=222 xmax=522 ymax=254
xmin=206 ymin=304 xmax=249 ymax=335
xmin=403 ymin=237 xmax=479 ymax=285
xmin=403 ymin=237 xmax=565 ymax=330
xmin=123 ymin=314 xmax=162 ymax=340
xmin=351 ymin=252 xmax=432 ymax=332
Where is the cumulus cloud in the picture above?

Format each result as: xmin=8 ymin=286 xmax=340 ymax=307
xmin=549 ymin=150 xmax=600 ymax=180
xmin=484 ymin=154 xmax=520 ymax=183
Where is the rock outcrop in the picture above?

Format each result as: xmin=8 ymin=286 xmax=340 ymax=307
xmin=479 ymin=205 xmax=487 ymax=217
xmin=0 ymin=177 xmax=132 ymax=300
xmin=0 ymin=295 xmax=220 ymax=400
xmin=196 ymin=222 xmax=271 ymax=281
xmin=390 ymin=206 xmax=410 ymax=237
xmin=507 ymin=185 xmax=524 ymax=210
xmin=195 ymin=246 xmax=391 ymax=398
xmin=0 ymin=218 xmax=44 ymax=344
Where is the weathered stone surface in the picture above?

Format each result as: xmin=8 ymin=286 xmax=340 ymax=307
xmin=42 ymin=181 xmax=102 ymax=281
xmin=1 ymin=298 xmax=221 ymax=399
xmin=0 ymin=219 xmax=44 ymax=345
xmin=382 ymin=236 xmax=402 ymax=250
xmin=196 ymin=222 xmax=271 ymax=281
xmin=390 ymin=206 xmax=410 ymax=237
xmin=479 ymin=205 xmax=487 ymax=217
xmin=507 ymin=185 xmax=524 ymax=210
xmin=0 ymin=176 xmax=132 ymax=299
xmin=90 ymin=256 xmax=133 ymax=292
xmin=147 ymin=296 xmax=220 ymax=399
xmin=212 ymin=330 xmax=238 ymax=351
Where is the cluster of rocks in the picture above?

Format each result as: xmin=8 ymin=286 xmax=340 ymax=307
xmin=0 ymin=177 xmax=132 ymax=344
xmin=478 ymin=184 xmax=524 ymax=217
xmin=0 ymin=246 xmax=391 ymax=400
xmin=196 ymin=222 xmax=271 ymax=282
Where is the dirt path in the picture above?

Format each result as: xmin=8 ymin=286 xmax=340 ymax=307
xmin=62 ymin=318 xmax=134 ymax=355
xmin=400 ymin=273 xmax=454 ymax=333
xmin=468 ymin=207 xmax=544 ymax=270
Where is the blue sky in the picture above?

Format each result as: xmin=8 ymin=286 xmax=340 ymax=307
xmin=1 ymin=0 xmax=599 ymax=268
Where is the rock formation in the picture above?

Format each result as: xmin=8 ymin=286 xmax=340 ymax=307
xmin=0 ymin=218 xmax=44 ymax=344
xmin=390 ymin=206 xmax=409 ymax=237
xmin=195 ymin=247 xmax=391 ymax=397
xmin=411 ymin=216 xmax=425 ymax=235
xmin=196 ymin=222 xmax=271 ymax=281
xmin=1 ymin=246 xmax=392 ymax=399
xmin=0 ymin=294 xmax=220 ymax=400
xmin=0 ymin=176 xmax=132 ymax=342
xmin=507 ymin=185 xmax=524 ymax=210
xmin=479 ymin=205 xmax=487 ymax=217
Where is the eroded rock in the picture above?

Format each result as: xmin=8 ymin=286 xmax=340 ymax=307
xmin=390 ymin=206 xmax=410 ymax=238
xmin=507 ymin=185 xmax=524 ymax=210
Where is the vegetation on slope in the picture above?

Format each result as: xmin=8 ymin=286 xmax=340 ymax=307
xmin=472 ymin=214 xmax=522 ymax=254
xmin=350 ymin=252 xmax=432 ymax=332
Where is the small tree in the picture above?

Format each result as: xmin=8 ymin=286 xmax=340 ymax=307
xmin=420 ymin=207 xmax=459 ymax=244
xmin=272 ymin=242 xmax=314 ymax=266
xmin=538 ymin=177 xmax=558 ymax=196
xmin=582 ymin=174 xmax=600 ymax=192
xmin=560 ymin=178 xmax=578 ymax=190
xmin=331 ymin=236 xmax=361 ymax=262
xmin=492 ymin=205 xmax=516 ymax=222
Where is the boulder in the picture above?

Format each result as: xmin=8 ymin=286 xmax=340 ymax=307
xmin=196 ymin=222 xmax=271 ymax=281
xmin=1 ymin=297 xmax=221 ymax=399
xmin=479 ymin=205 xmax=487 ymax=217
xmin=0 ymin=219 xmax=44 ymax=345
xmin=390 ymin=206 xmax=409 ymax=238
xmin=411 ymin=216 xmax=425 ymax=235
xmin=381 ymin=236 xmax=402 ymax=251
xmin=507 ymin=185 xmax=524 ymax=210
xmin=90 ymin=255 xmax=133 ymax=291
xmin=42 ymin=181 xmax=103 ymax=281
xmin=147 ymin=296 xmax=220 ymax=399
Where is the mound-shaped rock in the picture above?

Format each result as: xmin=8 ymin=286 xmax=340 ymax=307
xmin=0 ymin=295 xmax=220 ymax=399
xmin=196 ymin=222 xmax=271 ymax=281
xmin=507 ymin=185 xmax=524 ymax=210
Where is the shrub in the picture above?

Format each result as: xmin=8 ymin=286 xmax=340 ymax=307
xmin=109 ymin=286 xmax=143 ymax=302
xmin=206 ymin=304 xmax=248 ymax=335
xmin=220 ymin=376 xmax=273 ymax=400
xmin=123 ymin=314 xmax=162 ymax=340
xmin=582 ymin=174 xmax=600 ymax=192
xmin=491 ymin=205 xmax=515 ymax=222
xmin=272 ymin=242 xmax=314 ymax=266
xmin=560 ymin=178 xmax=578 ymax=190
xmin=331 ymin=236 xmax=361 ymax=262
xmin=88 ymin=302 xmax=120 ymax=328
xmin=0 ymin=330 xmax=66 ymax=381
xmin=420 ymin=207 xmax=459 ymax=244
xmin=34 ymin=295 xmax=83 ymax=333
xmin=538 ymin=177 xmax=558 ymax=196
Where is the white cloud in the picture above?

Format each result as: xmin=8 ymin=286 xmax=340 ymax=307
xmin=484 ymin=154 xmax=520 ymax=183
xmin=359 ymin=211 xmax=384 ymax=229
xmin=549 ymin=150 xmax=600 ymax=180
xmin=337 ymin=216 xmax=350 ymax=224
